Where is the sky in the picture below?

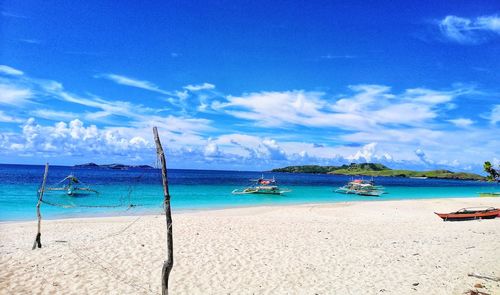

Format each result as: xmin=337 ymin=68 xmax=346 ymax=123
xmin=0 ymin=0 xmax=499 ymax=172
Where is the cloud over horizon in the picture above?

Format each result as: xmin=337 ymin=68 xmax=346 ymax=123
xmin=0 ymin=66 xmax=498 ymax=172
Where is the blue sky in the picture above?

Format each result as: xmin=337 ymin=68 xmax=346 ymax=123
xmin=0 ymin=0 xmax=499 ymax=172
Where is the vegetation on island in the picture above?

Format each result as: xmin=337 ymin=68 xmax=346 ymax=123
xmin=483 ymin=161 xmax=499 ymax=182
xmin=271 ymin=163 xmax=485 ymax=181
xmin=74 ymin=163 xmax=155 ymax=170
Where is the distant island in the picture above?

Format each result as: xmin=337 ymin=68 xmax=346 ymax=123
xmin=271 ymin=163 xmax=485 ymax=181
xmin=74 ymin=163 xmax=155 ymax=170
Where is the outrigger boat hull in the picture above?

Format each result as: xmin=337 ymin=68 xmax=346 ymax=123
xmin=232 ymin=187 xmax=291 ymax=195
xmin=335 ymin=188 xmax=383 ymax=197
xmin=355 ymin=190 xmax=383 ymax=197
xmin=435 ymin=207 xmax=500 ymax=221
xmin=46 ymin=187 xmax=98 ymax=196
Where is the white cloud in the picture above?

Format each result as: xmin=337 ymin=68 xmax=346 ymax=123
xmin=41 ymin=83 xmax=158 ymax=122
xmin=165 ymin=85 xmax=220 ymax=115
xmin=0 ymin=65 xmax=497 ymax=172
xmin=2 ymin=76 xmax=213 ymax=136
xmin=261 ymin=138 xmax=287 ymax=160
xmin=0 ymin=75 xmax=214 ymax=152
xmin=184 ymin=83 xmax=215 ymax=91
xmin=438 ymin=14 xmax=500 ymax=44
xmin=370 ymin=103 xmax=436 ymax=125
xmin=215 ymin=134 xmax=291 ymax=162
xmin=214 ymin=90 xmax=331 ymax=127
xmin=347 ymin=143 xmax=377 ymax=162
xmin=129 ymin=136 xmax=148 ymax=146
xmin=415 ymin=148 xmax=434 ymax=165
xmin=488 ymin=105 xmax=500 ymax=125
xmin=0 ymin=84 xmax=33 ymax=105
xmin=403 ymin=88 xmax=455 ymax=104
xmin=0 ymin=65 xmax=24 ymax=76
xmin=347 ymin=143 xmax=393 ymax=163
xmin=1 ymin=116 xmax=496 ymax=172
xmin=321 ymin=54 xmax=356 ymax=59
xmin=331 ymin=85 xmax=393 ymax=113
xmin=31 ymin=109 xmax=79 ymax=121
xmin=0 ymin=73 xmax=214 ymax=160
xmin=132 ymin=114 xmax=212 ymax=134
xmin=217 ymin=134 xmax=390 ymax=166
xmin=97 ymin=73 xmax=170 ymax=94
xmin=447 ymin=118 xmax=474 ymax=127
xmin=342 ymin=128 xmax=444 ymax=145
xmin=0 ymin=110 xmax=23 ymax=123
xmin=215 ymin=85 xmax=467 ymax=130
xmin=55 ymin=93 xmax=148 ymax=119
xmin=204 ymin=140 xmax=220 ymax=157
xmin=1 ymin=118 xmax=152 ymax=157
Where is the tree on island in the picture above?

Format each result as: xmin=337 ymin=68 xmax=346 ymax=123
xmin=483 ymin=161 xmax=499 ymax=182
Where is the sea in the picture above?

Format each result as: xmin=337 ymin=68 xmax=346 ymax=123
xmin=0 ymin=164 xmax=498 ymax=221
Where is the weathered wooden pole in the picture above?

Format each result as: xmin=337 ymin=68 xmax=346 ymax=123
xmin=153 ymin=127 xmax=174 ymax=295
xmin=32 ymin=163 xmax=49 ymax=250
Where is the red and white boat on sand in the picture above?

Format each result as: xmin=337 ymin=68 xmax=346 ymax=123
xmin=435 ymin=207 xmax=500 ymax=221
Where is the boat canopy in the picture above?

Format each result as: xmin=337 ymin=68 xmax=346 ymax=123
xmin=62 ymin=175 xmax=79 ymax=184
xmin=257 ymin=179 xmax=274 ymax=185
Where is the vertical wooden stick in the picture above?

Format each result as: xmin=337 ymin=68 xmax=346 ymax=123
xmin=33 ymin=163 xmax=49 ymax=250
xmin=153 ymin=127 xmax=174 ymax=295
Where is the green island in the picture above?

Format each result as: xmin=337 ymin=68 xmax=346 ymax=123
xmin=271 ymin=163 xmax=485 ymax=181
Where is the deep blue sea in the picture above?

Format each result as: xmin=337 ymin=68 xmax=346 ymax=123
xmin=0 ymin=164 xmax=498 ymax=221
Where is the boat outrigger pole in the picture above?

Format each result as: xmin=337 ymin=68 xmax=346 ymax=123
xmin=45 ymin=174 xmax=98 ymax=196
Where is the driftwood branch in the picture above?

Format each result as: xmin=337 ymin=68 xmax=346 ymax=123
xmin=153 ymin=127 xmax=174 ymax=295
xmin=468 ymin=272 xmax=500 ymax=282
xmin=32 ymin=163 xmax=49 ymax=250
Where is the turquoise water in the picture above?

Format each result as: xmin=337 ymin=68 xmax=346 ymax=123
xmin=0 ymin=164 xmax=498 ymax=221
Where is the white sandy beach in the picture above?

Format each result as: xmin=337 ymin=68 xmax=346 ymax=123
xmin=1 ymin=198 xmax=500 ymax=295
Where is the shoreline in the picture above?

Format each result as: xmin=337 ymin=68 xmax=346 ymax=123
xmin=1 ymin=195 xmax=498 ymax=224
xmin=1 ymin=197 xmax=500 ymax=294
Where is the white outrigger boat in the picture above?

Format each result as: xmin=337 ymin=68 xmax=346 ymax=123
xmin=232 ymin=176 xmax=291 ymax=195
xmin=45 ymin=174 xmax=98 ymax=196
xmin=335 ymin=178 xmax=385 ymax=197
